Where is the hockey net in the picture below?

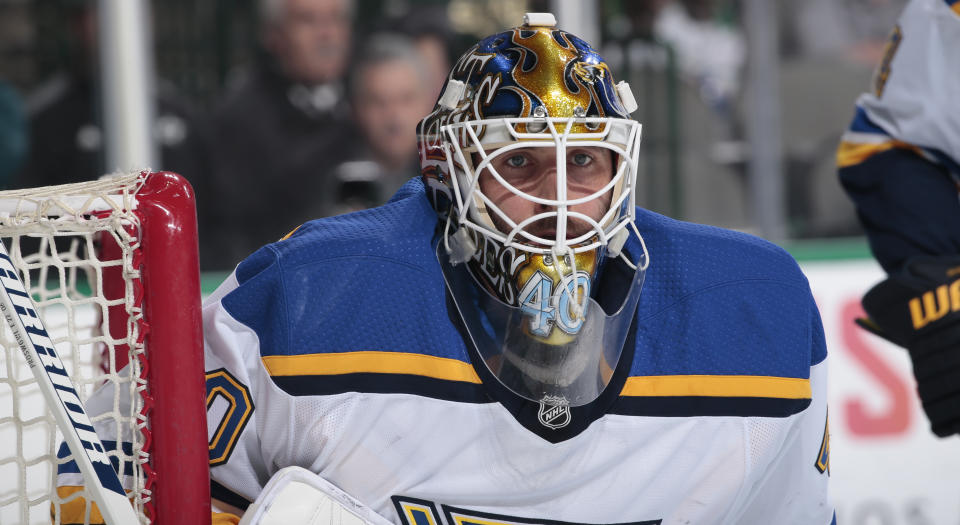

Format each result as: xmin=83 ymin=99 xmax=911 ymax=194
xmin=0 ymin=172 xmax=209 ymax=524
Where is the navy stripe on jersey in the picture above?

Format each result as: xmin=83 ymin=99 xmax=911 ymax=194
xmin=393 ymin=495 xmax=444 ymax=525
xmin=211 ymin=479 xmax=251 ymax=511
xmin=441 ymin=503 xmax=663 ymax=525
xmin=270 ymin=373 xmax=492 ymax=403
xmin=610 ymin=395 xmax=811 ymax=418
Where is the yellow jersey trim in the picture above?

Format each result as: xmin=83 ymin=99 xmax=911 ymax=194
xmin=399 ymin=502 xmax=440 ymax=525
xmin=279 ymin=224 xmax=302 ymax=241
xmin=54 ymin=485 xmax=137 ymax=525
xmin=212 ymin=511 xmax=242 ymax=525
xmin=206 ymin=369 xmax=254 ymax=466
xmin=836 ymin=139 xmax=923 ymax=168
xmin=54 ymin=485 xmax=105 ymax=525
xmin=262 ymin=351 xmax=483 ymax=384
xmin=263 ymin=354 xmax=809 ymax=399
xmin=619 ymin=374 xmax=811 ymax=399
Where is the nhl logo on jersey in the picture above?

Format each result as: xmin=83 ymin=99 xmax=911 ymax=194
xmin=538 ymin=396 xmax=571 ymax=429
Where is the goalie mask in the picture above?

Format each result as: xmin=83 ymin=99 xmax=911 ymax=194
xmin=417 ymin=13 xmax=648 ymax=407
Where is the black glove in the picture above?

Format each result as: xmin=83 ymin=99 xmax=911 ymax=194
xmin=858 ymin=256 xmax=960 ymax=437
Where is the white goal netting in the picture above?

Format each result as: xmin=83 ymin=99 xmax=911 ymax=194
xmin=0 ymin=174 xmax=153 ymax=524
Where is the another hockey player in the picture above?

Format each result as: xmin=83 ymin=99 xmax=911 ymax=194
xmin=837 ymin=0 xmax=960 ymax=438
xmin=202 ymin=12 xmax=834 ymax=524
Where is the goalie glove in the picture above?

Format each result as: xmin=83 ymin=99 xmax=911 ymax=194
xmin=237 ymin=467 xmax=395 ymax=525
xmin=857 ymin=255 xmax=960 ymax=437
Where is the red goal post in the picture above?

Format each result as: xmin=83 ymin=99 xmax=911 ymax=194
xmin=0 ymin=172 xmax=209 ymax=524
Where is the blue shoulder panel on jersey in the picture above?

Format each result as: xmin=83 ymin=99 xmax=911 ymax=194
xmin=227 ymin=180 xmax=465 ymax=358
xmin=613 ymin=210 xmax=823 ymax=417
xmin=627 ymin=208 xmax=822 ymax=374
xmin=227 ymin=246 xmax=289 ymax=357
xmin=223 ymin=180 xmax=485 ymax=401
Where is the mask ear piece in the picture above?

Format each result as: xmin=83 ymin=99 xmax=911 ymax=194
xmin=445 ymin=217 xmax=478 ymax=264
xmin=439 ymin=80 xmax=466 ymax=110
xmin=616 ymin=81 xmax=638 ymax=114
xmin=606 ymin=228 xmax=629 ymax=259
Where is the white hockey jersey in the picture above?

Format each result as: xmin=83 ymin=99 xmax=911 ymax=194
xmin=839 ymin=0 xmax=960 ymax=172
xmin=200 ymin=181 xmax=834 ymax=525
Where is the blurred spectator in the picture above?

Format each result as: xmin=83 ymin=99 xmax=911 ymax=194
xmin=652 ymin=0 xmax=744 ymax=116
xmin=0 ymin=81 xmax=27 ymax=188
xmin=775 ymin=0 xmax=904 ymax=238
xmin=386 ymin=6 xmax=454 ymax=101
xmin=13 ymin=0 xmax=202 ymax=190
xmin=605 ymin=0 xmax=752 ymax=230
xmin=204 ymin=0 xmax=361 ymax=270
xmin=328 ymin=33 xmax=434 ymax=215
xmin=620 ymin=0 xmax=672 ymax=40
xmin=781 ymin=0 xmax=907 ymax=64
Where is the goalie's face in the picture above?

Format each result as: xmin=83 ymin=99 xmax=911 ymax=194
xmin=477 ymin=146 xmax=615 ymax=246
xmin=423 ymin=15 xmax=649 ymax=409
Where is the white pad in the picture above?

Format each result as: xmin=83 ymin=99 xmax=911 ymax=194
xmin=606 ymin=228 xmax=630 ymax=259
xmin=439 ymin=79 xmax=466 ymax=110
xmin=523 ymin=12 xmax=557 ymax=27
xmin=238 ymin=467 xmax=394 ymax=525
xmin=446 ymin=224 xmax=478 ymax=264
xmin=616 ymin=81 xmax=638 ymax=114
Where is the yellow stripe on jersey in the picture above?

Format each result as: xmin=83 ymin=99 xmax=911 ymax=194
xmin=452 ymin=514 xmax=521 ymax=525
xmin=836 ymin=139 xmax=923 ymax=168
xmin=212 ymin=511 xmax=242 ymax=524
xmin=619 ymin=374 xmax=811 ymax=399
xmin=262 ymin=351 xmax=483 ymax=384
xmin=953 ymin=2 xmax=960 ymax=17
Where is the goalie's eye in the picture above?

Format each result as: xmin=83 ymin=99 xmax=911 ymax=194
xmin=570 ymin=152 xmax=594 ymax=167
xmin=505 ymin=154 xmax=530 ymax=168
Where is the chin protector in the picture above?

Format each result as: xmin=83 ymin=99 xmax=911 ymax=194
xmin=858 ymin=256 xmax=960 ymax=437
